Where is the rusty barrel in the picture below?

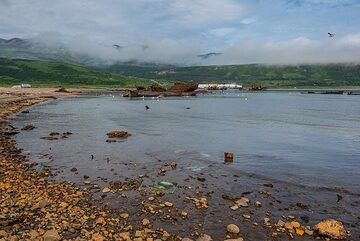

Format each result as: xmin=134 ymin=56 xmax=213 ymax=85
xmin=224 ymin=152 xmax=234 ymax=162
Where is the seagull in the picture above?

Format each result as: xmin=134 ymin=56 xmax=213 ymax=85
xmin=328 ymin=32 xmax=336 ymax=37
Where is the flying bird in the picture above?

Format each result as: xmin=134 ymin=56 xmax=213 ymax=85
xmin=328 ymin=32 xmax=336 ymax=37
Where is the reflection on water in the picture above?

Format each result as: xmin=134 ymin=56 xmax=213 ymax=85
xmin=13 ymin=91 xmax=360 ymax=193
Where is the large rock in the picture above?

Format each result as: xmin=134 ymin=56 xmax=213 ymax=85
xmin=314 ymin=219 xmax=347 ymax=240
xmin=169 ymin=82 xmax=198 ymax=93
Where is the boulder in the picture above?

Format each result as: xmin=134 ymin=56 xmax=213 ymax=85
xmin=314 ymin=219 xmax=347 ymax=240
xmin=169 ymin=82 xmax=198 ymax=93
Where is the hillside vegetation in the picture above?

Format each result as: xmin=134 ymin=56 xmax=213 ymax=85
xmin=103 ymin=63 xmax=360 ymax=88
xmin=0 ymin=58 xmax=156 ymax=88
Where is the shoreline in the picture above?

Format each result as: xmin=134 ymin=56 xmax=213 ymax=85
xmin=0 ymin=88 xmax=179 ymax=241
xmin=0 ymin=88 xmax=357 ymax=241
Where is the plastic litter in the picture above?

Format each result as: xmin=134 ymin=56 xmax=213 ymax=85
xmin=152 ymin=181 xmax=177 ymax=193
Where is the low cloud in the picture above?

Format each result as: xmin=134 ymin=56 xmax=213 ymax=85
xmin=202 ymin=34 xmax=360 ymax=65
xmin=29 ymin=33 xmax=360 ymax=65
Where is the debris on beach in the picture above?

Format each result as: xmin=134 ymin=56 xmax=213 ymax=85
xmin=152 ymin=181 xmax=177 ymax=194
xmin=224 ymin=152 xmax=234 ymax=162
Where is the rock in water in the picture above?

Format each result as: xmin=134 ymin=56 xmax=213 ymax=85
xmin=314 ymin=219 xmax=347 ymax=240
xmin=43 ymin=230 xmax=61 ymax=241
xmin=21 ymin=125 xmax=35 ymax=131
xmin=227 ymin=224 xmax=240 ymax=234
xmin=106 ymin=130 xmax=131 ymax=138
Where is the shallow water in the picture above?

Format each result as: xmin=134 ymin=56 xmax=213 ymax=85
xmin=13 ymin=91 xmax=360 ymax=193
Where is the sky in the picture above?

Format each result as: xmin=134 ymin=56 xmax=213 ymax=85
xmin=0 ymin=0 xmax=360 ymax=65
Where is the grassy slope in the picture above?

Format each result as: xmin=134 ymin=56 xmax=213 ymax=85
xmin=1 ymin=58 xmax=359 ymax=88
xmin=0 ymin=58 xmax=162 ymax=88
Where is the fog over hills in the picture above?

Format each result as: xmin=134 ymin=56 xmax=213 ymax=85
xmin=1 ymin=33 xmax=360 ymax=68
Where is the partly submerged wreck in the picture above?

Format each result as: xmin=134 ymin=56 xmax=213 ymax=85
xmin=123 ymin=82 xmax=200 ymax=98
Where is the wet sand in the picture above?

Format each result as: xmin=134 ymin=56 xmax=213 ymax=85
xmin=0 ymin=88 xmax=358 ymax=241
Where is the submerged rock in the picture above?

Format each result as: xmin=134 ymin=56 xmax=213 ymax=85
xmin=314 ymin=219 xmax=347 ymax=240
xmin=106 ymin=130 xmax=131 ymax=138
xmin=21 ymin=125 xmax=35 ymax=131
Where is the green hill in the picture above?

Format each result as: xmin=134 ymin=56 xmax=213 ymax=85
xmin=103 ymin=63 xmax=360 ymax=88
xmin=0 ymin=58 xmax=159 ymax=88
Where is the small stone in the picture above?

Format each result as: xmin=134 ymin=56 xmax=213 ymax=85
xmin=254 ymin=201 xmax=262 ymax=207
xmin=70 ymin=167 xmax=77 ymax=172
xmin=227 ymin=224 xmax=240 ymax=234
xmin=277 ymin=220 xmax=285 ymax=227
xmin=164 ymin=201 xmax=173 ymax=207
xmin=304 ymin=228 xmax=314 ymax=236
xmin=91 ymin=232 xmax=105 ymax=241
xmin=31 ymin=198 xmax=50 ymax=210
xmin=181 ymin=212 xmax=188 ymax=218
xmin=264 ymin=218 xmax=271 ymax=226
xmin=148 ymin=197 xmax=155 ymax=201
xmin=119 ymin=232 xmax=130 ymax=239
xmin=230 ymin=205 xmax=239 ymax=211
xmin=235 ymin=197 xmax=249 ymax=207
xmin=285 ymin=222 xmax=294 ymax=230
xmin=0 ymin=230 xmax=8 ymax=238
xmin=102 ymin=187 xmax=111 ymax=193
xmin=291 ymin=221 xmax=300 ymax=228
xmin=142 ymin=218 xmax=150 ymax=226
xmin=120 ymin=213 xmax=129 ymax=219
xmin=95 ymin=217 xmax=106 ymax=226
xmin=29 ymin=230 xmax=39 ymax=239
xmin=313 ymin=219 xmax=347 ymax=240
xmin=59 ymin=202 xmax=68 ymax=209
xmin=182 ymin=238 xmax=194 ymax=241
xmin=242 ymin=214 xmax=251 ymax=219
xmin=224 ymin=239 xmax=244 ymax=241
xmin=196 ymin=234 xmax=212 ymax=241
xmin=295 ymin=228 xmax=305 ymax=236
xmin=43 ymin=230 xmax=61 ymax=241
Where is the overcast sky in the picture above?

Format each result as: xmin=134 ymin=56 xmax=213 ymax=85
xmin=1 ymin=0 xmax=360 ymax=65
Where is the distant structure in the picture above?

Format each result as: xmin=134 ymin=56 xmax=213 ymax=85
xmin=12 ymin=83 xmax=32 ymax=88
xmin=328 ymin=32 xmax=336 ymax=37
xmin=21 ymin=83 xmax=32 ymax=88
